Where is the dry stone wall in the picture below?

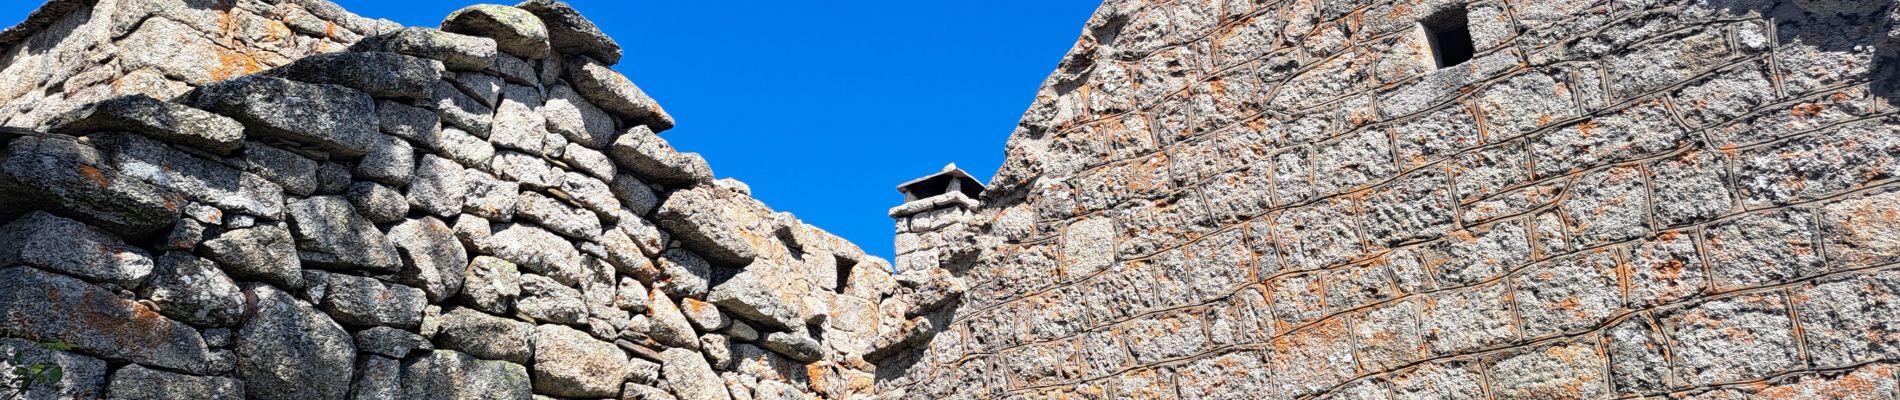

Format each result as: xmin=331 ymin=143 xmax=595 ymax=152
xmin=0 ymin=1 xmax=962 ymax=399
xmin=879 ymin=0 xmax=1900 ymax=399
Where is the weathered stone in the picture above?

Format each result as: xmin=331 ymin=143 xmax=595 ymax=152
xmin=1793 ymin=270 xmax=1900 ymax=369
xmin=0 ymin=211 xmax=153 ymax=289
xmin=237 ymin=142 xmax=319 ymax=196
xmin=352 ymin=355 xmax=403 ymax=400
xmin=353 ymin=134 xmax=415 ymax=186
xmin=400 ymin=350 xmax=533 ymax=400
xmin=517 ymin=190 xmax=601 ymax=239
xmin=183 ymin=75 xmax=381 ymax=158
xmin=1820 ymin=190 xmax=1900 ymax=269
xmin=354 ymin=27 xmax=498 ymax=71
xmin=660 ymin=348 xmax=731 ymax=400
xmin=680 ymin=298 xmax=730 ymax=332
xmin=491 ymin=150 xmax=561 ymax=190
xmin=107 ymin=364 xmax=242 ymax=400
xmin=286 ymin=195 xmax=403 ymax=272
xmin=410 ymin=154 xmax=469 ymax=217
xmin=491 ymin=84 xmax=548 ymax=154
xmin=316 ymin=162 xmax=353 ymax=195
xmin=261 ymin=52 xmax=443 ymax=100
xmin=463 ymin=168 xmax=519 ymax=220
xmin=655 ymin=247 xmax=713 ymax=300
xmin=1703 ymin=208 xmax=1823 ymax=290
xmin=0 ymin=135 xmax=182 ymax=233
xmin=237 ymin=283 xmax=355 ymax=400
xmin=610 ymin=173 xmax=661 ymax=216
xmin=567 ymin=56 xmax=674 ymax=131
xmin=1485 ymin=340 xmax=1608 ymax=400
xmin=647 ymin=287 xmax=699 ymax=349
xmin=709 ymin=270 xmax=804 ymax=332
xmin=761 ymin=331 xmax=822 ymax=363
xmin=656 ymin=187 xmax=758 ymax=266
xmin=442 ymin=4 xmax=551 ymax=59
xmin=347 ymin=181 xmax=409 ymax=224
xmin=0 ymin=266 xmax=208 ymax=373
xmin=609 ymin=126 xmax=710 ymax=185
xmin=199 ymin=223 xmax=302 ymax=289
xmin=435 ymin=307 xmax=534 ymax=365
xmin=93 ymin=132 xmax=285 ymax=218
xmin=432 ymin=80 xmax=494 ymax=137
xmin=0 ymin=337 xmax=108 ymax=400
xmin=1511 ymin=250 xmax=1622 ymax=338
xmin=479 ymin=223 xmax=585 ymax=285
xmin=378 ymin=100 xmax=442 ymax=146
xmin=1660 ymin=293 xmax=1802 ymax=385
xmin=542 ymin=83 xmax=616 ymax=149
xmin=140 ymin=252 xmax=243 ymax=328
xmin=530 ymin=324 xmax=628 ymax=398
xmin=46 ymin=94 xmax=242 ymax=155
xmin=519 ymin=273 xmax=588 ymax=325
xmin=559 ymin=171 xmax=619 ymax=216
xmin=389 ymin=217 xmax=470 ymax=302
xmin=461 ymin=256 xmax=524 ymax=315
xmin=515 ymin=0 xmax=622 ymax=64
xmin=307 ymin=272 xmax=427 ymax=329
xmin=354 ymin=326 xmax=431 ymax=358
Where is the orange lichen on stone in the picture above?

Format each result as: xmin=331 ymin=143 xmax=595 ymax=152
xmin=76 ymin=164 xmax=110 ymax=188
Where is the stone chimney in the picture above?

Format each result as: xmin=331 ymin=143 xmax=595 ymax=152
xmin=890 ymin=163 xmax=982 ymax=273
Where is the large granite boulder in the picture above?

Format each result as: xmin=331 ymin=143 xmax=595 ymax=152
xmin=514 ymin=0 xmax=622 ymax=64
xmin=401 ymin=350 xmax=533 ymax=400
xmin=530 ymin=324 xmax=629 ymax=398
xmin=0 ymin=211 xmax=153 ymax=289
xmin=0 ymin=135 xmax=182 ymax=233
xmin=285 ymin=196 xmax=403 ymax=272
xmin=656 ymin=186 xmax=759 ymax=266
xmin=566 ymin=56 xmax=674 ymax=131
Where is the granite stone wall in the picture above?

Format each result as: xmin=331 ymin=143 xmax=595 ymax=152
xmin=878 ymin=0 xmax=1900 ymax=399
xmin=0 ymin=1 xmax=960 ymax=399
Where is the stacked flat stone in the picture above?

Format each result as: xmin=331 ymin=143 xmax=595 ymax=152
xmin=0 ymin=1 xmax=960 ymax=400
xmin=878 ymin=0 xmax=1900 ymax=399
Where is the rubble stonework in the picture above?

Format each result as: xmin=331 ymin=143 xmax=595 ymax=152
xmin=879 ymin=0 xmax=1900 ymax=399
xmin=2 ymin=0 xmax=1899 ymax=399
xmin=0 ymin=1 xmax=958 ymax=399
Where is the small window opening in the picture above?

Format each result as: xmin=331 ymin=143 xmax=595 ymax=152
xmin=834 ymin=259 xmax=854 ymax=294
xmin=1423 ymin=8 xmax=1475 ymax=69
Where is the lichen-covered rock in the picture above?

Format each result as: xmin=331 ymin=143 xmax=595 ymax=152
xmin=183 ymin=75 xmax=380 ymax=158
xmin=45 ymin=94 xmax=243 ymax=155
xmin=286 ymin=195 xmax=403 ymax=272
xmin=139 ymin=252 xmax=243 ymax=328
xmin=542 ymin=83 xmax=616 ymax=149
xmin=347 ymin=181 xmax=410 ymax=224
xmin=352 ymin=134 xmax=415 ymax=186
xmin=566 ymin=56 xmax=674 ymax=131
xmin=530 ymin=324 xmax=628 ymax=398
xmin=517 ymin=190 xmax=602 ymax=239
xmin=435 ymin=307 xmax=534 ymax=365
xmin=0 ymin=211 xmax=153 ymax=289
xmin=261 ymin=52 xmax=443 ymax=100
xmin=237 ymin=142 xmax=319 ymax=197
xmin=514 ymin=0 xmax=622 ymax=64
xmin=0 ymin=266 xmax=208 ymax=373
xmin=106 ymin=364 xmax=243 ymax=400
xmin=708 ymin=270 xmax=803 ymax=332
xmin=354 ymin=326 xmax=432 ymax=358
xmin=92 ymin=132 xmax=286 ymax=218
xmin=656 ymin=187 xmax=758 ymax=266
xmin=0 ymin=135 xmax=182 ymax=233
xmin=441 ymin=4 xmax=550 ymax=59
xmin=236 ymin=283 xmax=354 ymax=400
xmin=660 ymin=348 xmax=730 ymax=400
xmin=198 ymin=223 xmax=302 ymax=289
xmin=646 ymin=287 xmax=699 ymax=349
xmin=353 ymin=27 xmax=498 ymax=71
xmin=410 ymin=154 xmax=469 ymax=217
xmin=401 ymin=350 xmax=533 ymax=400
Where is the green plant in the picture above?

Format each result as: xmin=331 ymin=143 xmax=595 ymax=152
xmin=0 ymin=341 xmax=72 ymax=400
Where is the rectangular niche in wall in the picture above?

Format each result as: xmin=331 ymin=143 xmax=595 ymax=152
xmin=1423 ymin=7 xmax=1475 ymax=69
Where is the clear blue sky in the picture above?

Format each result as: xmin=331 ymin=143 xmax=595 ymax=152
xmin=0 ymin=1 xmax=1100 ymax=261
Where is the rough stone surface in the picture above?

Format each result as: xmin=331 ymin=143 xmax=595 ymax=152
xmin=260 ymin=51 xmax=442 ymax=100
xmin=183 ymin=76 xmax=380 ymax=158
xmin=237 ymin=284 xmax=354 ymax=400
xmin=0 ymin=211 xmax=153 ymax=289
xmin=441 ymin=4 xmax=550 ymax=59
xmin=1 ymin=0 xmax=1895 ymax=399
xmin=107 ymin=364 xmax=241 ymax=400
xmin=45 ymin=94 xmax=243 ymax=155
xmin=530 ymin=324 xmax=628 ymax=398
xmin=139 ymin=252 xmax=243 ymax=328
xmin=286 ymin=195 xmax=403 ymax=272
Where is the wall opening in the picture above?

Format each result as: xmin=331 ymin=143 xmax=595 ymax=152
xmin=835 ymin=258 xmax=854 ymax=294
xmin=1423 ymin=8 xmax=1475 ymax=69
